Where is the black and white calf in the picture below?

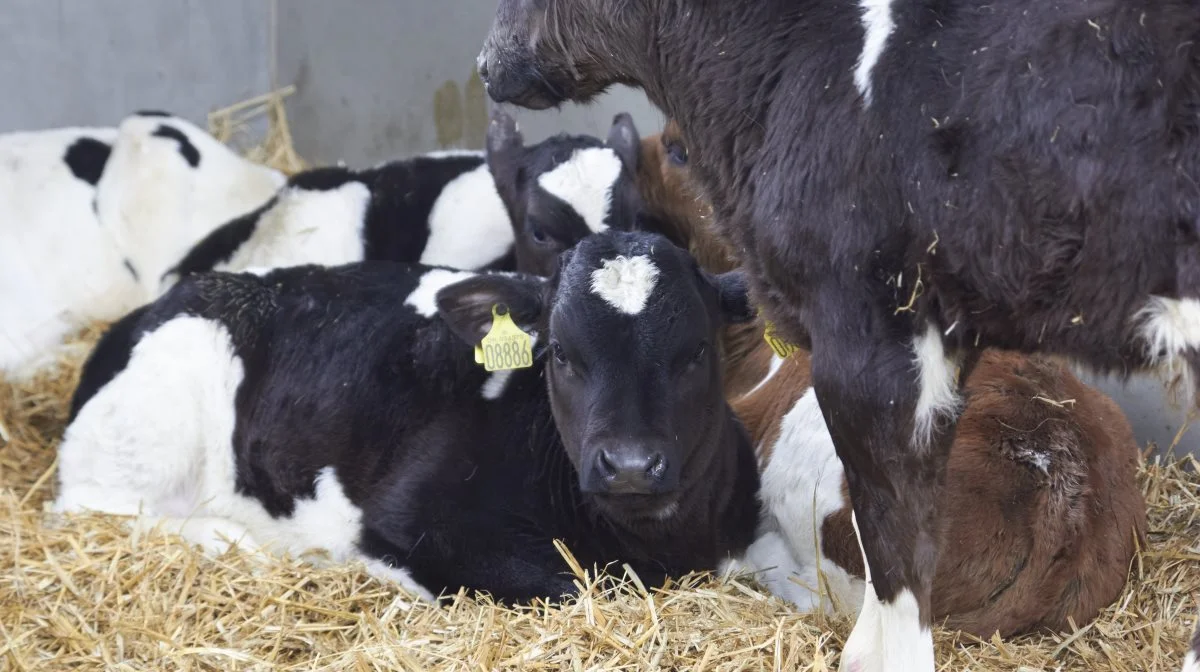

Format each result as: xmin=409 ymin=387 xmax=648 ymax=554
xmin=0 ymin=111 xmax=283 ymax=378
xmin=54 ymin=230 xmax=760 ymax=604
xmin=1 ymin=125 xmax=119 ymax=376
xmin=478 ymin=0 xmax=1200 ymax=669
xmin=164 ymin=109 xmax=645 ymax=287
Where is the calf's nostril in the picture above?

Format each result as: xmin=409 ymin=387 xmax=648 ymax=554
xmin=597 ymin=449 xmax=618 ymax=478
xmin=477 ymin=55 xmax=490 ymax=80
xmin=646 ymin=454 xmax=667 ymax=481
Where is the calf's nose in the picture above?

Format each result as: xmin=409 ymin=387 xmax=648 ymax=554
xmin=476 ymin=50 xmax=490 ymax=82
xmin=593 ymin=447 xmax=669 ymax=495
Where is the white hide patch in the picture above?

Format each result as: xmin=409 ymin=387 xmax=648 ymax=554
xmin=589 ymin=255 xmax=660 ymax=314
xmin=751 ymin=388 xmax=864 ymax=616
xmin=910 ymin=322 xmax=961 ymax=450
xmin=421 ymin=163 xmax=515 ymax=269
xmin=404 ymin=268 xmax=478 ymax=318
xmin=52 ymin=316 xmax=370 ymax=568
xmin=361 ymin=558 xmax=439 ymax=603
xmin=422 ymin=149 xmax=485 ymax=160
xmin=1134 ymin=295 xmax=1200 ymax=407
xmin=215 ymin=182 xmax=372 ymax=280
xmin=481 ymin=369 xmax=515 ymax=400
xmin=853 ymin=0 xmax=897 ymax=105
xmin=1185 ymin=641 xmax=1200 ymax=672
xmin=53 ymin=315 xmax=247 ymax=539
xmin=536 ymin=147 xmax=624 ymax=233
xmin=0 ymin=126 xmax=141 ymax=378
xmin=99 ymin=114 xmax=285 ymax=299
xmin=840 ymin=585 xmax=935 ymax=672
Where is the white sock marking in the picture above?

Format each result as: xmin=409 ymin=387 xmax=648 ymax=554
xmin=536 ymin=147 xmax=623 ymax=232
xmin=589 ymin=255 xmax=659 ymax=314
xmin=840 ymin=513 xmax=935 ymax=672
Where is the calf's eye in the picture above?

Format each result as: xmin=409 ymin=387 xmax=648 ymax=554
xmin=665 ymin=142 xmax=688 ymax=166
xmin=690 ymin=342 xmax=707 ymax=364
xmin=551 ymin=341 xmax=568 ymax=365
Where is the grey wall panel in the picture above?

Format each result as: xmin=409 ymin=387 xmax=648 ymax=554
xmin=0 ymin=0 xmax=270 ymax=132
xmin=274 ymin=0 xmax=665 ymax=167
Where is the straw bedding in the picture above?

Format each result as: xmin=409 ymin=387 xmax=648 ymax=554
xmin=2 ymin=94 xmax=1198 ymax=672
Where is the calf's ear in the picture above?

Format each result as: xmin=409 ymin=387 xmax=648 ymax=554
xmin=486 ymin=107 xmax=525 ymax=210
xmin=711 ymin=270 xmax=755 ymax=324
xmin=606 ymin=112 xmax=641 ymax=173
xmin=436 ymin=273 xmax=547 ymax=346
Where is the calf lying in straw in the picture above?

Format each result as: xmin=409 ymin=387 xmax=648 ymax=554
xmin=164 ymin=109 xmax=645 ymax=289
xmin=54 ymin=228 xmax=760 ymax=604
xmin=1 ymin=111 xmax=283 ymax=379
xmin=639 ymin=121 xmax=1147 ymax=638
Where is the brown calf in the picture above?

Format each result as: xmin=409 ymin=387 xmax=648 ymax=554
xmin=639 ymin=122 xmax=1148 ymax=638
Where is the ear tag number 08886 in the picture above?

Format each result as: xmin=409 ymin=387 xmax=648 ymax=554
xmin=474 ymin=303 xmax=534 ymax=372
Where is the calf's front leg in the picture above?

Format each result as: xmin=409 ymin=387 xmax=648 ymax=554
xmin=809 ymin=319 xmax=962 ymax=672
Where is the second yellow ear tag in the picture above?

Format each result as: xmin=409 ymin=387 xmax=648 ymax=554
xmin=474 ymin=304 xmax=534 ymax=372
xmin=763 ymin=319 xmax=801 ymax=359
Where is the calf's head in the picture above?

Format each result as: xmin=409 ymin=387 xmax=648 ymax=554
xmin=96 ymin=111 xmax=285 ymax=296
xmin=486 ymin=108 xmax=645 ymax=276
xmin=637 ymin=120 xmax=741 ymax=274
xmin=477 ymin=0 xmax=652 ymax=110
xmin=437 ymin=230 xmax=753 ymax=515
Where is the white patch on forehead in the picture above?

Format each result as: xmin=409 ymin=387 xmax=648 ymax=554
xmin=589 ymin=255 xmax=660 ymax=314
xmin=536 ymin=147 xmax=623 ymax=233
xmin=404 ymin=268 xmax=477 ymax=317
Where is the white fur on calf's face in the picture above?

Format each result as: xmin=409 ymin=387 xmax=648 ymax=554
xmin=589 ymin=255 xmax=660 ymax=314
xmin=536 ymin=147 xmax=624 ymax=233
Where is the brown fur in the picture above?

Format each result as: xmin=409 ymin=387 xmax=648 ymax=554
xmin=637 ymin=123 xmax=1148 ymax=638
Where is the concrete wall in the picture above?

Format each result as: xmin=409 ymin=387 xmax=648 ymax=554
xmin=274 ymin=0 xmax=665 ymax=167
xmin=0 ymin=0 xmax=270 ymax=132
xmin=0 ymin=0 xmax=1193 ymax=459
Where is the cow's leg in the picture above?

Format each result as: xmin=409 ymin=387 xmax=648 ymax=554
xmin=809 ymin=315 xmax=961 ymax=672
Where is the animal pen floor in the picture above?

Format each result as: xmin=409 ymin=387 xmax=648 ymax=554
xmin=2 ymin=107 xmax=1198 ymax=671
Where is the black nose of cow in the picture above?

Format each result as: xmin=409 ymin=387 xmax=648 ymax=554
xmin=592 ymin=447 xmax=669 ymax=495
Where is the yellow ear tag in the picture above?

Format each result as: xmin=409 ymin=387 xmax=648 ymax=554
xmin=474 ymin=304 xmax=534 ymax=372
xmin=762 ymin=319 xmax=801 ymax=359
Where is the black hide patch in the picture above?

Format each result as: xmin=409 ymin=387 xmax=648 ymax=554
xmin=165 ymin=196 xmax=278 ymax=280
xmin=288 ymin=166 xmax=363 ymax=191
xmin=63 ymin=137 xmax=111 ymax=186
xmin=134 ymin=110 xmax=172 ymax=117
xmin=151 ymin=125 xmax=201 ymax=167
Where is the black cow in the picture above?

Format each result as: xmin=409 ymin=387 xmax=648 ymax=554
xmin=477 ymin=0 xmax=1200 ymax=669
